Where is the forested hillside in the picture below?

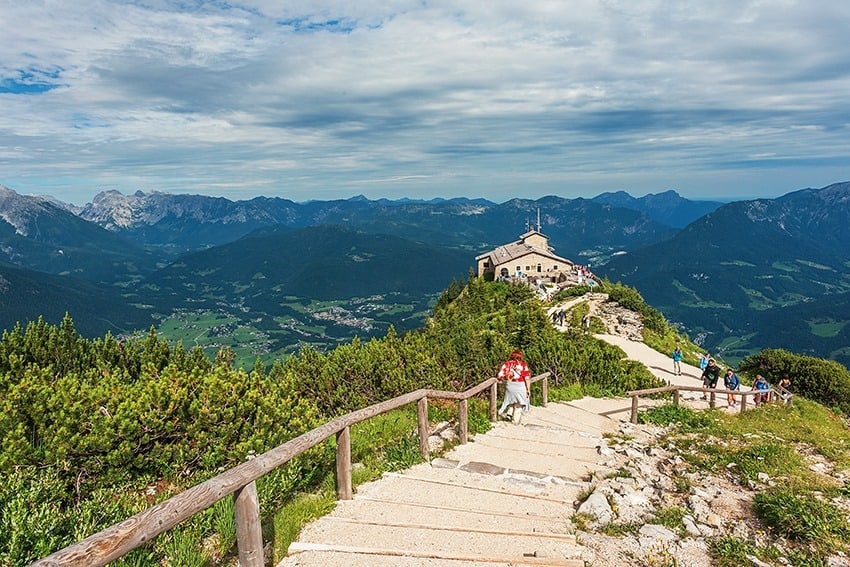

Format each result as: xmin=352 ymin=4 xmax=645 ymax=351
xmin=601 ymin=182 xmax=850 ymax=366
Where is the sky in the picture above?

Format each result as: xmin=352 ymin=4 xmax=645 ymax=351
xmin=1 ymin=1 xmax=849 ymax=205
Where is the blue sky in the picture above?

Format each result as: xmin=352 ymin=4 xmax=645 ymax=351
xmin=1 ymin=1 xmax=849 ymax=205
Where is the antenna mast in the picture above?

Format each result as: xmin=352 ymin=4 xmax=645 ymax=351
xmin=537 ymin=208 xmax=541 ymax=232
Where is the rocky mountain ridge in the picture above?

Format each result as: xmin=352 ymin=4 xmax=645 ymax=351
xmin=592 ymin=188 xmax=723 ymax=228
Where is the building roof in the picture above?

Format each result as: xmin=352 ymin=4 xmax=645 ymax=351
xmin=475 ymin=231 xmax=572 ymax=266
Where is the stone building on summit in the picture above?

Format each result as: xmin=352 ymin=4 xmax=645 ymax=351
xmin=475 ymin=229 xmax=573 ymax=281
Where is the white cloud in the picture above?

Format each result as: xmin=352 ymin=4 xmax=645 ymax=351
xmin=0 ymin=0 xmax=848 ymax=204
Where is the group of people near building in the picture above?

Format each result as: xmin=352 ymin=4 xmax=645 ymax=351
xmin=689 ymin=349 xmax=792 ymax=407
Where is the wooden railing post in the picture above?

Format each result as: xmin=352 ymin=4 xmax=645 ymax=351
xmin=541 ymin=375 xmax=549 ymax=407
xmin=741 ymin=393 xmax=748 ymax=413
xmin=489 ymin=381 xmax=498 ymax=422
xmin=673 ymin=389 xmax=680 ymax=406
xmin=336 ymin=426 xmax=352 ymax=500
xmin=458 ymin=399 xmax=469 ymax=444
xmin=630 ymin=395 xmax=639 ymax=424
xmin=709 ymin=391 xmax=716 ymax=409
xmin=234 ymin=481 xmax=264 ymax=567
xmin=417 ymin=396 xmax=430 ymax=460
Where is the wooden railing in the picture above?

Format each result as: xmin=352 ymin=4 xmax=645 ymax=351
xmin=32 ymin=372 xmax=550 ymax=566
xmin=626 ymin=384 xmax=789 ymax=424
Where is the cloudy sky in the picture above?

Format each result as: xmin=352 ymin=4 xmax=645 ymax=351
xmin=1 ymin=1 xmax=849 ymax=205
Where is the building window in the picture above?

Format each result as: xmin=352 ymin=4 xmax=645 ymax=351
xmin=537 ymin=264 xmax=542 ymax=272
xmin=483 ymin=261 xmax=490 ymax=268
xmin=525 ymin=266 xmax=530 ymax=271
xmin=553 ymin=265 xmax=558 ymax=270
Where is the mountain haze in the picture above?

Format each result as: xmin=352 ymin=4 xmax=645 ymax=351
xmin=592 ymin=189 xmax=724 ymax=228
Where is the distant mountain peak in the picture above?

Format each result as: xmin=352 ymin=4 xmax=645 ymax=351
xmin=0 ymin=185 xmax=56 ymax=236
xmin=592 ymin=189 xmax=721 ymax=229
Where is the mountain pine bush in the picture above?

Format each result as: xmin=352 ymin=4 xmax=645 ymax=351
xmin=739 ymin=348 xmax=850 ymax=414
xmin=1 ymin=278 xmax=664 ymax=564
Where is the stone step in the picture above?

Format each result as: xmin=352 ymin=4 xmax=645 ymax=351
xmin=484 ymin=421 xmax=605 ymax=448
xmin=564 ymin=396 xmax=634 ymax=419
xmin=279 ymin=401 xmax=624 ymax=567
xmin=340 ymin=495 xmax=572 ymax=533
xmin=442 ymin=436 xmax=611 ymax=481
xmin=281 ymin=543 xmax=585 ymax=566
xmin=527 ymin=402 xmax=619 ymax=434
xmin=284 ymin=520 xmax=585 ymax=565
xmin=354 ymin=467 xmax=579 ymax=520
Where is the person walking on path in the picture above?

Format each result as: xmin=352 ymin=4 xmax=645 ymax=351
xmin=497 ymin=349 xmax=531 ymax=423
xmin=724 ymin=369 xmax=741 ymax=407
xmin=778 ymin=374 xmax=792 ymax=404
xmin=699 ymin=352 xmax=710 ymax=371
xmin=671 ymin=345 xmax=683 ymax=376
xmin=700 ymin=359 xmax=722 ymax=401
xmin=752 ymin=374 xmax=771 ymax=406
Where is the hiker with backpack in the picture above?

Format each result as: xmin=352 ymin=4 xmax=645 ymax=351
xmin=752 ymin=374 xmax=771 ymax=406
xmin=700 ymin=358 xmax=722 ymax=401
xmin=724 ymin=368 xmax=741 ymax=407
xmin=671 ymin=345 xmax=683 ymax=376
xmin=699 ymin=352 xmax=710 ymax=371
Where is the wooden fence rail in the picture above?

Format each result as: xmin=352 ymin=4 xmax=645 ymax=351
xmin=32 ymin=372 xmax=550 ymax=566
xmin=626 ymin=384 xmax=789 ymax=424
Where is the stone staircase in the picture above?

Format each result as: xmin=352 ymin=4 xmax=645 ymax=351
xmin=279 ymin=400 xmax=627 ymax=566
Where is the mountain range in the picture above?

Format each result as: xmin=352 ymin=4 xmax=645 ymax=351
xmin=602 ymin=181 xmax=850 ymax=365
xmin=67 ymin=189 xmax=685 ymax=259
xmin=2 ymin=181 xmax=849 ymax=367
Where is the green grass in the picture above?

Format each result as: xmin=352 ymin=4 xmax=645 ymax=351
xmin=807 ymin=318 xmax=848 ymax=338
xmin=271 ymin=491 xmax=336 ymax=563
xmin=652 ymin=506 xmax=687 ymax=534
xmin=754 ymin=489 xmax=850 ymax=552
xmin=643 ymin=398 xmax=850 ymax=563
xmin=671 ymin=280 xmax=733 ymax=309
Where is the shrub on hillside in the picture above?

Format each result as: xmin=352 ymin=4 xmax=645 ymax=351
xmin=0 ymin=278 xmax=669 ymax=564
xmin=739 ymin=349 xmax=850 ymax=414
xmin=604 ymin=281 xmax=669 ymax=334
